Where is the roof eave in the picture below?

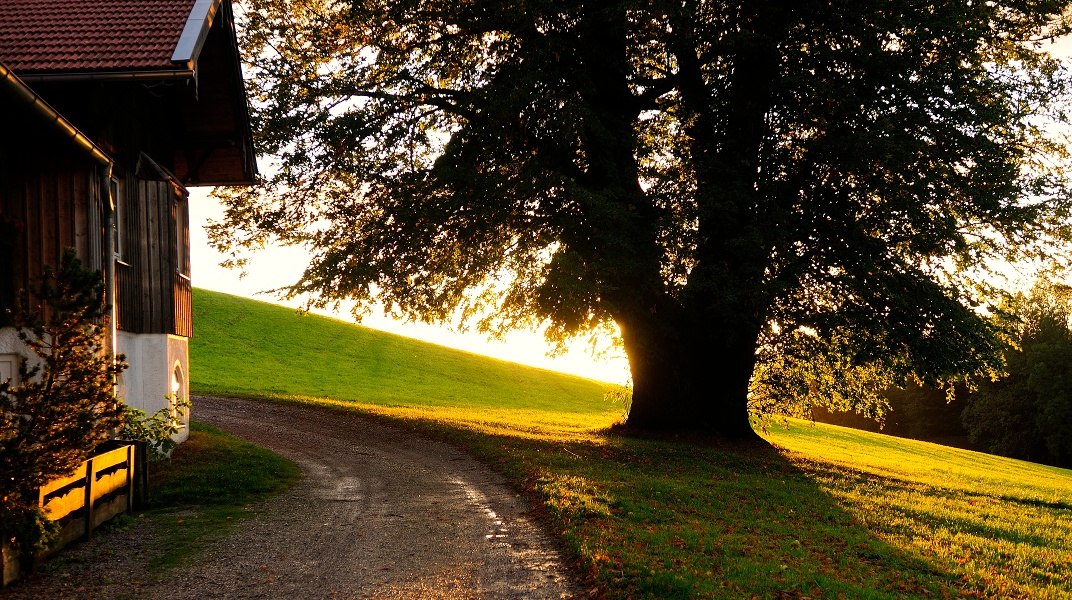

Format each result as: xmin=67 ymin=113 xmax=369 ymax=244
xmin=17 ymin=69 xmax=195 ymax=83
xmin=0 ymin=61 xmax=112 ymax=167
xmin=172 ymin=0 xmax=224 ymax=65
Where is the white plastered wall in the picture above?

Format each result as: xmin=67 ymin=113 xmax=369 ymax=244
xmin=116 ymin=331 xmax=190 ymax=443
xmin=0 ymin=327 xmax=26 ymax=384
xmin=3 ymin=327 xmax=190 ymax=443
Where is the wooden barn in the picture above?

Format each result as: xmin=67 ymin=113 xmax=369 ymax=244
xmin=0 ymin=0 xmax=256 ymax=441
xmin=0 ymin=63 xmax=113 ymax=380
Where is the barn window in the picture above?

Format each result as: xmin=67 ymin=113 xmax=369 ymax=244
xmin=111 ymin=177 xmax=124 ymax=261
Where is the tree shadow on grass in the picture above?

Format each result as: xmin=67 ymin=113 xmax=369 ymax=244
xmin=225 ymin=398 xmax=1070 ymax=598
xmin=524 ymin=433 xmax=1013 ymax=599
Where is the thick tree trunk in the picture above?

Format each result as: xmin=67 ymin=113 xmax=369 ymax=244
xmin=620 ymin=310 xmax=762 ymax=441
xmin=614 ymin=8 xmax=783 ymax=442
xmin=566 ymin=6 xmax=770 ymax=442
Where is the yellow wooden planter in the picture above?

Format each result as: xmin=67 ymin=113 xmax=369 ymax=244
xmin=1 ymin=443 xmax=137 ymax=587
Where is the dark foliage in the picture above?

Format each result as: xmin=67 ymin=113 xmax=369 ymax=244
xmin=0 ymin=249 xmax=127 ymax=566
xmin=214 ymin=0 xmax=1072 ymax=436
xmin=963 ymin=281 xmax=1072 ymax=467
xmin=812 ymin=384 xmax=973 ymax=447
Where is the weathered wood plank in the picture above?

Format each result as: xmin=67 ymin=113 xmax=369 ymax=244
xmin=108 ymin=163 xmax=191 ymax=337
xmin=91 ymin=445 xmax=129 ymax=475
xmin=1 ymin=542 xmax=18 ymax=587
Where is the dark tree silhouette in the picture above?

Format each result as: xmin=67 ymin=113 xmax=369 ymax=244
xmin=964 ymin=280 xmax=1072 ymax=467
xmin=214 ymin=0 xmax=1072 ymax=438
xmin=0 ymin=250 xmax=127 ymax=564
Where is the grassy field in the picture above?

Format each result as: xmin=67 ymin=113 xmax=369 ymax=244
xmin=191 ymin=288 xmax=614 ymax=436
xmin=190 ymin=288 xmax=1072 ymax=598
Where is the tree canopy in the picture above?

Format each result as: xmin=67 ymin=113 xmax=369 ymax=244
xmin=215 ymin=0 xmax=1072 ymax=437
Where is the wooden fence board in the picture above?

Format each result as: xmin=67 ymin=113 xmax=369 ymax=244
xmin=1 ymin=543 xmax=17 ymax=588
xmin=39 ymin=485 xmax=86 ymax=523
xmin=0 ymin=444 xmax=139 ymax=588
xmin=36 ymin=445 xmax=136 ymax=554
xmin=39 ymin=465 xmax=89 ymax=522
xmin=91 ymin=446 xmax=129 ymax=474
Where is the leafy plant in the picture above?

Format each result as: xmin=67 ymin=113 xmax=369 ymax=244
xmin=604 ymin=384 xmax=632 ymax=423
xmin=0 ymin=249 xmax=127 ymax=570
xmin=120 ymin=395 xmax=192 ymax=461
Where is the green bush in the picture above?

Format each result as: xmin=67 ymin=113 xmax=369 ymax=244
xmin=120 ymin=395 xmax=192 ymax=461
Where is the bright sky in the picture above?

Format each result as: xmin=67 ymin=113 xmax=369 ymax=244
xmin=188 ymin=189 xmax=632 ymax=384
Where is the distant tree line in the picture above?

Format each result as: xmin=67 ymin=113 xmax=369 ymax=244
xmin=812 ymin=385 xmax=970 ymax=448
xmin=813 ymin=280 xmax=1072 ymax=469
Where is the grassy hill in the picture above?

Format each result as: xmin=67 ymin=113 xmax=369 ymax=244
xmin=191 ymin=288 xmax=618 ymax=436
xmin=190 ymin=288 xmax=1072 ymax=599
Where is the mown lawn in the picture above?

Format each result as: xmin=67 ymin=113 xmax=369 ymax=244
xmin=145 ymin=421 xmax=300 ymax=572
xmin=190 ymin=288 xmax=1072 ymax=598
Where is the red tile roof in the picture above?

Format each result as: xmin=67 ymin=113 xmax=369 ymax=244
xmin=0 ymin=0 xmax=197 ymax=74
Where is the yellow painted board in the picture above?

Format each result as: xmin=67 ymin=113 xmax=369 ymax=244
xmin=40 ymin=487 xmax=85 ymax=521
xmin=91 ymin=470 xmax=128 ymax=502
xmin=92 ymin=447 xmax=129 ymax=472
xmin=38 ymin=465 xmax=85 ymax=498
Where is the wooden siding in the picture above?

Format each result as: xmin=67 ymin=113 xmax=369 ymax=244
xmin=0 ymin=147 xmax=104 ymax=318
xmin=114 ymin=162 xmax=191 ymax=338
xmin=175 ymin=273 xmax=192 ymax=338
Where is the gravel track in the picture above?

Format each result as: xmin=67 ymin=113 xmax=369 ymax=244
xmin=2 ymin=396 xmax=585 ymax=599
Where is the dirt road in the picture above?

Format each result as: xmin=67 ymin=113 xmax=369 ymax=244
xmin=3 ymin=396 xmax=584 ymax=599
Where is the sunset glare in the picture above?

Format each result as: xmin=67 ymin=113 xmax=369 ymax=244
xmin=189 ymin=189 xmax=631 ymax=384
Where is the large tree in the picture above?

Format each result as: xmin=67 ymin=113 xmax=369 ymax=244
xmin=215 ymin=0 xmax=1072 ymax=438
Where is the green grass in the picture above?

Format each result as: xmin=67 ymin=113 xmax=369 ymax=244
xmin=144 ymin=421 xmax=299 ymax=572
xmin=191 ymin=288 xmax=617 ymax=436
xmin=190 ymin=288 xmax=1072 ymax=598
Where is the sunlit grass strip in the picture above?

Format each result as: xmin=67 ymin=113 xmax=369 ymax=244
xmin=145 ymin=421 xmax=300 ymax=573
xmin=204 ymin=390 xmax=619 ymax=443
xmin=769 ymin=421 xmax=1072 ymax=599
xmin=766 ymin=420 xmax=1072 ymax=505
